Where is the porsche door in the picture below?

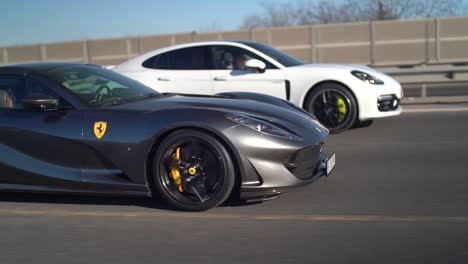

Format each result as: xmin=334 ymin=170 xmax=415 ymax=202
xmin=0 ymin=75 xmax=86 ymax=189
xmin=140 ymin=46 xmax=214 ymax=95
xmin=209 ymin=45 xmax=288 ymax=99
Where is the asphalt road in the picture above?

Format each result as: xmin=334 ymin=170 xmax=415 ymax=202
xmin=1 ymin=109 xmax=468 ymax=264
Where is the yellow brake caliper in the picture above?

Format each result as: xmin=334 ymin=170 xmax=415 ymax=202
xmin=170 ymin=147 xmax=184 ymax=193
xmin=336 ymin=96 xmax=348 ymax=123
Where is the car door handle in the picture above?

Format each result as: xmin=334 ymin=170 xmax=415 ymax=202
xmin=157 ymin=76 xmax=172 ymax=81
xmin=213 ymin=76 xmax=228 ymax=81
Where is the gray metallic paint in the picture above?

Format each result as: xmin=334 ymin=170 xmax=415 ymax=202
xmin=0 ymin=63 xmax=331 ymax=201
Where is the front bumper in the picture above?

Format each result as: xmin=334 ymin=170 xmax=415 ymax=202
xmin=221 ymin=114 xmax=331 ymax=202
xmin=240 ymin=152 xmax=332 ymax=201
xmin=377 ymin=94 xmax=400 ymax=112
xmin=356 ymin=81 xmax=403 ymax=120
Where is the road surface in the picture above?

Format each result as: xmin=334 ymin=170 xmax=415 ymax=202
xmin=1 ymin=108 xmax=468 ymax=264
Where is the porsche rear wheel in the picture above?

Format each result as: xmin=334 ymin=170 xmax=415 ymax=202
xmin=353 ymin=119 xmax=374 ymax=129
xmin=304 ymin=83 xmax=358 ymax=134
xmin=152 ymin=130 xmax=235 ymax=211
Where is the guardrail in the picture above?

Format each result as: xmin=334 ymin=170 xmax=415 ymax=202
xmin=377 ymin=63 xmax=468 ymax=97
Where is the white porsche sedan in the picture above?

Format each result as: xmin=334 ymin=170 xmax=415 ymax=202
xmin=112 ymin=41 xmax=403 ymax=133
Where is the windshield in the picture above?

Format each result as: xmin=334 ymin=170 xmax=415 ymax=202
xmin=46 ymin=65 xmax=160 ymax=107
xmin=237 ymin=41 xmax=304 ymax=67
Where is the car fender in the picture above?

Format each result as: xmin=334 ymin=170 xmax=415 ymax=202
xmin=284 ymin=67 xmax=377 ymax=121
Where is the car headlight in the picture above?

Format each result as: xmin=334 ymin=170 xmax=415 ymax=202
xmin=351 ymin=70 xmax=384 ymax=85
xmin=226 ymin=114 xmax=303 ymax=141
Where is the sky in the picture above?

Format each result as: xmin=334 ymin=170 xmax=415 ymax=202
xmin=0 ymin=0 xmax=294 ymax=47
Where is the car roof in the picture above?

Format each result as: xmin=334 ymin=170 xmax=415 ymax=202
xmin=0 ymin=62 xmax=100 ymax=75
xmin=233 ymin=40 xmax=259 ymax=46
xmin=146 ymin=40 xmax=244 ymax=54
xmin=113 ymin=40 xmax=285 ymax=70
xmin=153 ymin=40 xmax=261 ymax=51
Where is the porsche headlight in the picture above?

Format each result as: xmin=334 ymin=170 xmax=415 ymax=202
xmin=351 ymin=70 xmax=384 ymax=85
xmin=226 ymin=114 xmax=303 ymax=141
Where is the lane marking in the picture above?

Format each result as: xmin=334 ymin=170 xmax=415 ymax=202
xmin=0 ymin=209 xmax=468 ymax=223
xmin=403 ymin=107 xmax=468 ymax=113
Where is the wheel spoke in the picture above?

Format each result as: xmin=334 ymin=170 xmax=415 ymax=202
xmin=311 ymin=89 xmax=351 ymax=129
xmin=321 ymin=92 xmax=327 ymax=105
xmin=161 ymin=136 xmax=224 ymax=205
xmin=191 ymin=185 xmax=207 ymax=203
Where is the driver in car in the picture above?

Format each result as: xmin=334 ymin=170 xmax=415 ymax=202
xmin=0 ymin=89 xmax=14 ymax=109
xmin=234 ymin=54 xmax=247 ymax=70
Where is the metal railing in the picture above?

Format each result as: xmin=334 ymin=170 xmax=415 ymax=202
xmin=377 ymin=63 xmax=468 ymax=97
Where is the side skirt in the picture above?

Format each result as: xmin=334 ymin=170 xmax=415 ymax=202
xmin=0 ymin=184 xmax=151 ymax=197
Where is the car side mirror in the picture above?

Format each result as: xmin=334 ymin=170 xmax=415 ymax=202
xmin=23 ymin=94 xmax=59 ymax=111
xmin=245 ymin=59 xmax=266 ymax=73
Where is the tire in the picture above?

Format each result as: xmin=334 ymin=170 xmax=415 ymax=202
xmin=152 ymin=130 xmax=235 ymax=211
xmin=353 ymin=119 xmax=373 ymax=129
xmin=304 ymin=83 xmax=358 ymax=134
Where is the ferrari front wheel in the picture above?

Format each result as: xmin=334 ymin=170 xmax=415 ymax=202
xmin=304 ymin=83 xmax=357 ymax=134
xmin=153 ymin=130 xmax=235 ymax=211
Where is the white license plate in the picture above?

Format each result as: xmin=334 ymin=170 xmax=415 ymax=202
xmin=326 ymin=154 xmax=336 ymax=175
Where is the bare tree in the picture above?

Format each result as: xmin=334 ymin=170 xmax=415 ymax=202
xmin=307 ymin=1 xmax=350 ymax=24
xmin=240 ymin=0 xmax=466 ymax=29
xmin=412 ymin=0 xmax=463 ymax=17
xmin=365 ymin=0 xmax=463 ymax=19
xmin=240 ymin=2 xmax=297 ymax=29
xmin=240 ymin=15 xmax=269 ymax=29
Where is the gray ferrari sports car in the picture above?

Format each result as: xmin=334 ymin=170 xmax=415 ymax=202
xmin=0 ymin=62 xmax=335 ymax=211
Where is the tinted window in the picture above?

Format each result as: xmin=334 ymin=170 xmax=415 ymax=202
xmin=143 ymin=53 xmax=169 ymax=69
xmin=210 ymin=45 xmax=276 ymax=70
xmin=0 ymin=76 xmax=20 ymax=109
xmin=237 ymin=41 xmax=304 ymax=67
xmin=0 ymin=75 xmax=69 ymax=110
xmin=46 ymin=65 xmax=159 ymax=107
xmin=143 ymin=46 xmax=210 ymax=70
xmin=23 ymin=78 xmax=71 ymax=108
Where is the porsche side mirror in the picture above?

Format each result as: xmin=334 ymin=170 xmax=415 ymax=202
xmin=245 ymin=59 xmax=266 ymax=73
xmin=23 ymin=94 xmax=59 ymax=111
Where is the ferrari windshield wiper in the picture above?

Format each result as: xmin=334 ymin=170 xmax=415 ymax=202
xmin=89 ymin=98 xmax=128 ymax=107
xmin=130 ymin=93 xmax=160 ymax=102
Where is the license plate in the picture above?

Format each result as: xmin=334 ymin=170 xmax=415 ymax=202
xmin=326 ymin=154 xmax=336 ymax=175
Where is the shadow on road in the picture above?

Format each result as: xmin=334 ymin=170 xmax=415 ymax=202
xmin=0 ymin=192 xmax=259 ymax=211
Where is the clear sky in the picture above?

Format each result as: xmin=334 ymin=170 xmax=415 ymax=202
xmin=0 ymin=0 xmax=294 ymax=47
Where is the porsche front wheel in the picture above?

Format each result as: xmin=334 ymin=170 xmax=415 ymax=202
xmin=304 ymin=83 xmax=358 ymax=134
xmin=153 ymin=130 xmax=235 ymax=211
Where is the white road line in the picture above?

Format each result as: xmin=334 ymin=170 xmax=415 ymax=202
xmin=403 ymin=107 xmax=468 ymax=113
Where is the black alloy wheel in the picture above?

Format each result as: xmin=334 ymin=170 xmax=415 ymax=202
xmin=305 ymin=83 xmax=358 ymax=133
xmin=153 ymin=130 xmax=235 ymax=211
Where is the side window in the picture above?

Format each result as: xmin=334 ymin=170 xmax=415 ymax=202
xmin=142 ymin=46 xmax=210 ymax=70
xmin=0 ymin=75 xmax=70 ymax=110
xmin=0 ymin=76 xmax=20 ymax=109
xmin=142 ymin=53 xmax=169 ymax=69
xmin=210 ymin=45 xmax=276 ymax=70
xmin=23 ymin=78 xmax=71 ymax=109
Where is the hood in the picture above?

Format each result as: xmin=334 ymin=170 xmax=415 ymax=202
xmin=111 ymin=94 xmax=328 ymax=137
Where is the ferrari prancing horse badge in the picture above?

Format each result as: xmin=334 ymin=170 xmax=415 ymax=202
xmin=94 ymin=121 xmax=108 ymax=139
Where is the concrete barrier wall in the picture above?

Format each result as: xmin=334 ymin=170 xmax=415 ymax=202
xmin=314 ymin=22 xmax=371 ymax=64
xmin=1 ymin=16 xmax=467 ymax=66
